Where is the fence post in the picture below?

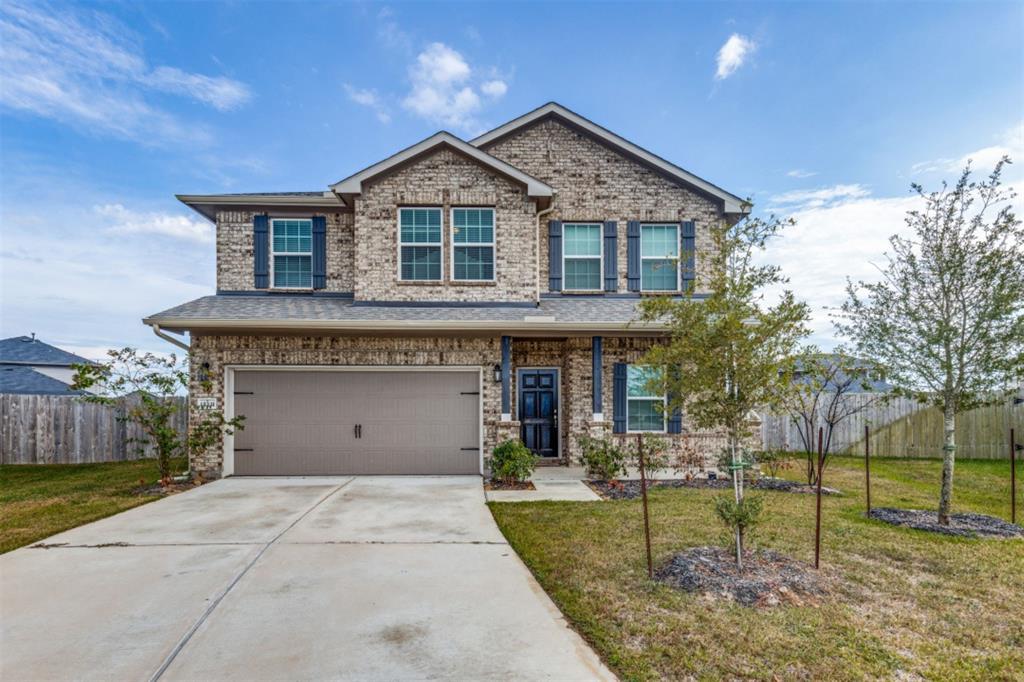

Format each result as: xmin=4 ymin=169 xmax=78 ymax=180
xmin=865 ymin=424 xmax=871 ymax=515
xmin=815 ymin=426 xmax=823 ymax=570
xmin=637 ymin=433 xmax=653 ymax=579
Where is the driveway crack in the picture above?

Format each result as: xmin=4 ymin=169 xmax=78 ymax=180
xmin=148 ymin=478 xmax=354 ymax=682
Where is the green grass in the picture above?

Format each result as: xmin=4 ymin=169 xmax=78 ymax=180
xmin=490 ymin=457 xmax=1024 ymax=681
xmin=0 ymin=458 xmax=186 ymax=554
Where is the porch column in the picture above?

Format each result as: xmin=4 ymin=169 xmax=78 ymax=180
xmin=501 ymin=335 xmax=512 ymax=421
xmin=592 ymin=335 xmax=603 ymax=421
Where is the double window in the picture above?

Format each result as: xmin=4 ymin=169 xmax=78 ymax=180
xmin=452 ymin=208 xmax=495 ymax=281
xmin=562 ymin=223 xmax=603 ymax=290
xmin=640 ymin=223 xmax=679 ymax=291
xmin=399 ymin=208 xmax=442 ymax=281
xmin=271 ymin=219 xmax=313 ymax=288
xmin=626 ymin=365 xmax=666 ymax=432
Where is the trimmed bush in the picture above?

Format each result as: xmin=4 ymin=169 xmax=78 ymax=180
xmin=577 ymin=435 xmax=629 ymax=481
xmin=490 ymin=439 xmax=536 ymax=484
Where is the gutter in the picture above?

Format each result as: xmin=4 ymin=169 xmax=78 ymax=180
xmin=141 ymin=317 xmax=665 ymax=334
xmin=149 ymin=323 xmax=190 ymax=352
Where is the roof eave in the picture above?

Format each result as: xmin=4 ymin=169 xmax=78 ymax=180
xmin=141 ymin=317 xmax=663 ymax=334
xmin=176 ymin=193 xmax=347 ymax=222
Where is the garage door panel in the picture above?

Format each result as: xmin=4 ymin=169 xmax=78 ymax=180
xmin=232 ymin=370 xmax=480 ymax=476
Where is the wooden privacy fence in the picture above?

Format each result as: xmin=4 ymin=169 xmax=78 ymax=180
xmin=761 ymin=395 xmax=922 ymax=455
xmin=0 ymin=394 xmax=188 ymax=465
xmin=841 ymin=399 xmax=1023 ymax=460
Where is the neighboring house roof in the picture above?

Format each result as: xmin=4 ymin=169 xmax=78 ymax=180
xmin=792 ymin=354 xmax=892 ymax=393
xmin=0 ymin=336 xmax=92 ymax=367
xmin=177 ymin=192 xmax=345 ymax=222
xmin=0 ymin=364 xmax=86 ymax=395
xmin=144 ymin=295 xmax=669 ymax=334
xmin=471 ymin=102 xmax=749 ymax=216
xmin=329 ymin=131 xmax=554 ymax=208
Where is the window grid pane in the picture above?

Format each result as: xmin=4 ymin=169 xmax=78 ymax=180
xmin=453 ymin=246 xmax=494 ymax=280
xmin=642 ymin=260 xmax=678 ymax=291
xmin=400 ymin=246 xmax=441 ymax=280
xmin=453 ymin=208 xmax=494 ymax=244
xmin=273 ymin=255 xmax=312 ymax=288
xmin=641 ymin=224 xmax=679 ymax=291
xmin=563 ymin=223 xmax=602 ymax=257
xmin=627 ymin=365 xmax=664 ymax=398
xmin=400 ymin=208 xmax=442 ymax=244
xmin=564 ymin=258 xmax=601 ymax=290
xmin=272 ymin=219 xmax=312 ymax=254
xmin=641 ymin=224 xmax=679 ymax=258
xmin=628 ymin=399 xmax=665 ymax=432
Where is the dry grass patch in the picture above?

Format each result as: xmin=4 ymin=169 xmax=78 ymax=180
xmin=490 ymin=457 xmax=1024 ymax=680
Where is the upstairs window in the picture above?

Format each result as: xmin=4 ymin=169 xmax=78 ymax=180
xmin=562 ymin=223 xmax=602 ymax=290
xmin=271 ymin=219 xmax=313 ymax=288
xmin=452 ymin=208 xmax=495 ymax=281
xmin=641 ymin=223 xmax=679 ymax=291
xmin=627 ymin=365 xmax=666 ymax=432
xmin=399 ymin=208 xmax=442 ymax=281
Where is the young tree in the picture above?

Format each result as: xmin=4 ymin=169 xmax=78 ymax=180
xmin=72 ymin=348 xmax=244 ymax=483
xmin=780 ymin=348 xmax=888 ymax=486
xmin=836 ymin=158 xmax=1024 ymax=524
xmin=638 ymin=215 xmax=811 ymax=567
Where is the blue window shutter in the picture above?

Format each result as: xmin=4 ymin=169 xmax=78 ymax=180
xmin=681 ymin=221 xmax=696 ymax=292
xmin=626 ymin=221 xmax=640 ymax=291
xmin=312 ymin=216 xmax=327 ymax=289
xmin=548 ymin=220 xmax=562 ymax=291
xmin=613 ymin=362 xmax=627 ymax=434
xmin=667 ymin=365 xmax=682 ymax=433
xmin=253 ymin=214 xmax=269 ymax=289
xmin=603 ymin=221 xmax=618 ymax=292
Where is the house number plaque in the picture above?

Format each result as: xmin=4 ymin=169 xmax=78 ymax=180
xmin=196 ymin=397 xmax=218 ymax=411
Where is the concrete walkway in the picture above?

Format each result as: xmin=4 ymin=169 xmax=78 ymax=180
xmin=0 ymin=477 xmax=614 ymax=681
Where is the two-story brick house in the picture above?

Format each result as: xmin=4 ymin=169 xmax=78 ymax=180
xmin=146 ymin=102 xmax=751 ymax=478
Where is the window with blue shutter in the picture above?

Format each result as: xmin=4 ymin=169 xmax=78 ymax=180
xmin=612 ymin=363 xmax=627 ymax=433
xmin=603 ymin=221 xmax=618 ymax=292
xmin=681 ymin=221 xmax=696 ymax=292
xmin=271 ymin=219 xmax=313 ymax=288
xmin=548 ymin=220 xmax=562 ymax=291
xmin=312 ymin=216 xmax=327 ymax=289
xmin=626 ymin=221 xmax=640 ymax=291
xmin=253 ymin=214 xmax=269 ymax=289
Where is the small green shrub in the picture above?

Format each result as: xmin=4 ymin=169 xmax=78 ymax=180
xmin=752 ymin=449 xmax=792 ymax=479
xmin=713 ymin=493 xmax=764 ymax=547
xmin=577 ymin=434 xmax=629 ymax=481
xmin=490 ymin=439 xmax=536 ymax=484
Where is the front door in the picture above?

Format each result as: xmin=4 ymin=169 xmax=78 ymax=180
xmin=518 ymin=369 xmax=558 ymax=458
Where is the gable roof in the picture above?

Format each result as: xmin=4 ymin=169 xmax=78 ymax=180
xmin=0 ymin=336 xmax=93 ymax=367
xmin=0 ymin=365 xmax=86 ymax=395
xmin=471 ymin=102 xmax=749 ymax=216
xmin=329 ymin=131 xmax=554 ymax=208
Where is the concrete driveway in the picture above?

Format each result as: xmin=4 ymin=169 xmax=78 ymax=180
xmin=0 ymin=477 xmax=613 ymax=681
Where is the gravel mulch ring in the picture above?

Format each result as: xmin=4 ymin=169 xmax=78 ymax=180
xmin=587 ymin=477 xmax=840 ymax=500
xmin=484 ymin=480 xmax=536 ymax=491
xmin=132 ymin=480 xmax=200 ymax=496
xmin=868 ymin=507 xmax=1024 ymax=538
xmin=656 ymin=546 xmax=828 ymax=607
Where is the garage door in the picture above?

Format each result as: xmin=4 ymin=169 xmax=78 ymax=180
xmin=231 ymin=370 xmax=481 ymax=475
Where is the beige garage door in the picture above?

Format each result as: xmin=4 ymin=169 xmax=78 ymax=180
xmin=231 ymin=370 xmax=481 ymax=475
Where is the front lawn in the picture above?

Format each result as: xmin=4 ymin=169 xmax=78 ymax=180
xmin=489 ymin=457 xmax=1024 ymax=681
xmin=0 ymin=458 xmax=186 ymax=554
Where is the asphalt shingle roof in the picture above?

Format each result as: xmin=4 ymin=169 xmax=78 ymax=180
xmin=0 ymin=365 xmax=86 ymax=395
xmin=144 ymin=295 xmax=659 ymax=330
xmin=0 ymin=336 xmax=93 ymax=366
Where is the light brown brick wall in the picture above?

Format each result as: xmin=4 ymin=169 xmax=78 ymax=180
xmin=354 ymin=147 xmax=537 ymax=302
xmin=215 ymin=210 xmax=355 ymax=293
xmin=483 ymin=118 xmax=724 ymax=294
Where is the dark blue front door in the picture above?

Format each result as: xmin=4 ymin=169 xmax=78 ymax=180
xmin=518 ymin=369 xmax=558 ymax=458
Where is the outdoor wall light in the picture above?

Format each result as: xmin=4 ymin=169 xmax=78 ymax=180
xmin=197 ymin=362 xmax=211 ymax=383
xmin=493 ymin=364 xmax=503 ymax=383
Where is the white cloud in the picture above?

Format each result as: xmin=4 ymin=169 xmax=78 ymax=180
xmin=786 ymin=169 xmax=817 ymax=179
xmin=344 ymin=84 xmax=391 ymax=123
xmin=480 ymin=79 xmax=508 ymax=99
xmin=401 ymin=42 xmax=505 ymax=132
xmin=913 ymin=121 xmax=1024 ymax=175
xmin=715 ymin=33 xmax=756 ymax=80
xmin=768 ymin=184 xmax=871 ymax=210
xmin=0 ymin=0 xmax=250 ymax=144
xmin=95 ymin=204 xmax=214 ymax=243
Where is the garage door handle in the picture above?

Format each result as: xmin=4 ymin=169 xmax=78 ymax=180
xmin=461 ymin=447 xmax=480 ymax=451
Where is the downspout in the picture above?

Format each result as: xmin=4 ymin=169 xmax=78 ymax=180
xmin=149 ymin=323 xmax=190 ymax=352
xmin=535 ymin=195 xmax=557 ymax=303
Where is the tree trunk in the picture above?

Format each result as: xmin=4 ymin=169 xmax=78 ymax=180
xmin=730 ymin=426 xmax=744 ymax=570
xmin=937 ymin=402 xmax=956 ymax=525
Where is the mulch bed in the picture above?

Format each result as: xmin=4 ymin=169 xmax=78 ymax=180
xmin=868 ymin=507 xmax=1024 ymax=539
xmin=586 ymin=477 xmax=840 ymax=500
xmin=656 ymin=546 xmax=828 ymax=607
xmin=132 ymin=480 xmax=201 ymax=496
xmin=483 ymin=480 xmax=536 ymax=491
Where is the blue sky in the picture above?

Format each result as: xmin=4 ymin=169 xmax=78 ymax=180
xmin=1 ymin=0 xmax=1022 ymax=357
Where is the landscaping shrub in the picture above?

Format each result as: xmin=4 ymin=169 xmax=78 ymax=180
xmin=752 ymin=449 xmax=792 ymax=479
xmin=713 ymin=493 xmax=764 ymax=550
xmin=490 ymin=439 xmax=536 ymax=484
xmin=576 ymin=435 xmax=629 ymax=481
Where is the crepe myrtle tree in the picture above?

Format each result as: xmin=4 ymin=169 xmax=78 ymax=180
xmin=637 ymin=214 xmax=811 ymax=567
xmin=781 ymin=347 xmax=889 ymax=486
xmin=836 ymin=158 xmax=1024 ymax=525
xmin=72 ymin=348 xmax=244 ymax=484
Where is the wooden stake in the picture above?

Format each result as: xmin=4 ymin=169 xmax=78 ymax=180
xmin=865 ymin=424 xmax=871 ymax=515
xmin=815 ymin=427 xmax=823 ymax=570
xmin=637 ymin=433 xmax=653 ymax=579
xmin=1011 ymin=427 xmax=1017 ymax=525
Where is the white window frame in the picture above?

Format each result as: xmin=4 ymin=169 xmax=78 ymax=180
xmin=626 ymin=364 xmax=667 ymax=433
xmin=270 ymin=218 xmax=313 ymax=290
xmin=640 ymin=222 xmax=680 ymax=293
xmin=397 ymin=206 xmax=443 ymax=282
xmin=450 ymin=207 xmax=496 ymax=282
xmin=561 ymin=222 xmax=604 ymax=291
